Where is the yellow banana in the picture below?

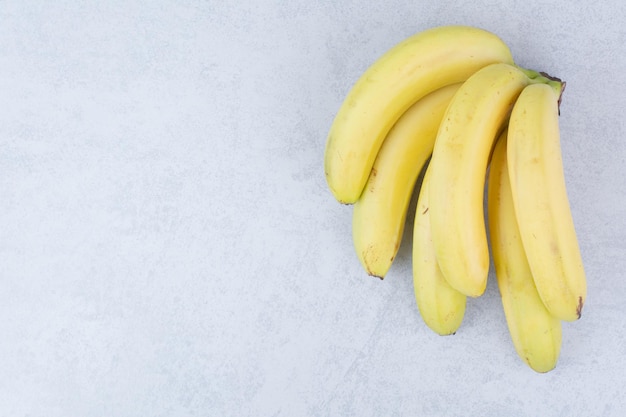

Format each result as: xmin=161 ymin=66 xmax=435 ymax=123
xmin=413 ymin=164 xmax=467 ymax=335
xmin=428 ymin=62 xmax=548 ymax=297
xmin=324 ymin=25 xmax=514 ymax=204
xmin=352 ymin=83 xmax=462 ymax=278
xmin=507 ymin=82 xmax=587 ymax=322
xmin=488 ymin=131 xmax=562 ymax=373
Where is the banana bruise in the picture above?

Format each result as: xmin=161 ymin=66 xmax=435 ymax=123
xmin=507 ymin=82 xmax=587 ymax=322
xmin=413 ymin=164 xmax=467 ymax=335
xmin=324 ymin=25 xmax=514 ymax=204
xmin=488 ymin=131 xmax=562 ymax=373
xmin=352 ymin=83 xmax=462 ymax=279
xmin=428 ymin=63 xmax=539 ymax=297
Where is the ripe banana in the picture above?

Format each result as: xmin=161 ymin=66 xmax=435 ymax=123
xmin=413 ymin=164 xmax=467 ymax=335
xmin=352 ymin=83 xmax=462 ymax=279
xmin=488 ymin=131 xmax=562 ymax=373
xmin=507 ymin=82 xmax=587 ymax=322
xmin=324 ymin=25 xmax=514 ymax=204
xmin=428 ymin=62 xmax=549 ymax=298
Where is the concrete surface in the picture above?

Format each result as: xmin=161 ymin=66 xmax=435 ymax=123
xmin=1 ymin=1 xmax=625 ymax=416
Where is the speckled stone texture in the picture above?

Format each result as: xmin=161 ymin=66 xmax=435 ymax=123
xmin=1 ymin=1 xmax=625 ymax=416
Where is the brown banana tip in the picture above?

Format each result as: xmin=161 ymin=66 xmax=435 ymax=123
xmin=538 ymin=71 xmax=566 ymax=113
xmin=558 ymin=81 xmax=566 ymax=113
xmin=539 ymin=71 xmax=562 ymax=83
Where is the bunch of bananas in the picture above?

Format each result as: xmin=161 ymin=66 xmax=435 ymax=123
xmin=323 ymin=25 xmax=587 ymax=373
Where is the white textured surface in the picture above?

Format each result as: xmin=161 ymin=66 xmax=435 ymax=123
xmin=1 ymin=1 xmax=625 ymax=416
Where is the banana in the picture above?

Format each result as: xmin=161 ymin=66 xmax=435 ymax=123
xmin=324 ymin=25 xmax=514 ymax=204
xmin=428 ymin=62 xmax=549 ymax=298
xmin=507 ymin=82 xmax=587 ymax=322
xmin=352 ymin=83 xmax=462 ymax=279
xmin=488 ymin=131 xmax=562 ymax=373
xmin=413 ymin=164 xmax=467 ymax=335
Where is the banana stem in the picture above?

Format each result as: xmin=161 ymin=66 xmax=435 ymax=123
xmin=514 ymin=64 xmax=566 ymax=113
xmin=547 ymin=79 xmax=565 ymax=113
xmin=539 ymin=71 xmax=566 ymax=111
xmin=514 ymin=65 xmax=543 ymax=80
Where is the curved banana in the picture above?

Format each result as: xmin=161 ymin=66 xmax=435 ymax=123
xmin=413 ymin=164 xmax=467 ymax=335
xmin=507 ymin=82 xmax=587 ymax=322
xmin=428 ymin=62 xmax=547 ymax=297
xmin=352 ymin=83 xmax=462 ymax=278
xmin=324 ymin=25 xmax=514 ymax=204
xmin=488 ymin=131 xmax=562 ymax=373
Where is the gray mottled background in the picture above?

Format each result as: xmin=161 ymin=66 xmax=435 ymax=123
xmin=1 ymin=1 xmax=625 ymax=416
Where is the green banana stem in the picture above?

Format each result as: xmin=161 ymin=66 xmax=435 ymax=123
xmin=514 ymin=64 xmax=566 ymax=113
xmin=514 ymin=64 xmax=543 ymax=80
xmin=538 ymin=71 xmax=566 ymax=110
